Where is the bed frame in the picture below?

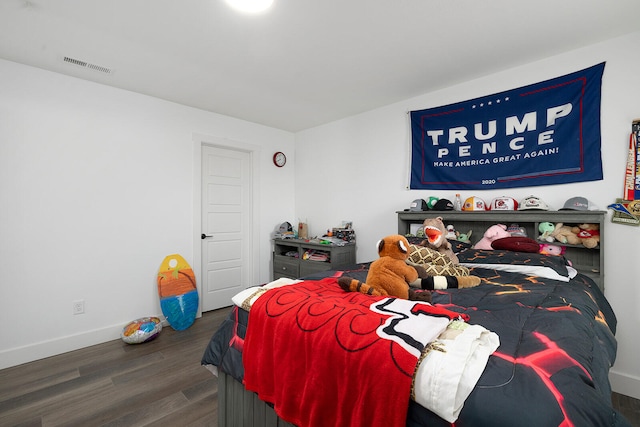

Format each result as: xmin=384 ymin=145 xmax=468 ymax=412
xmin=215 ymin=210 xmax=609 ymax=427
xmin=218 ymin=371 xmax=295 ymax=427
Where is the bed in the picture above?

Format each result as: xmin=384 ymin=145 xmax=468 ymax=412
xmin=202 ymin=241 xmax=629 ymax=427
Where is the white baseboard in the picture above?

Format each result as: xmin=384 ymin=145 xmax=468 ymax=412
xmin=0 ymin=313 xmax=189 ymax=371
xmin=0 ymin=323 xmax=124 ymax=370
xmin=609 ymin=370 xmax=640 ymax=400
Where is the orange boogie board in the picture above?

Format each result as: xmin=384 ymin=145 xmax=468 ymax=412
xmin=157 ymin=254 xmax=198 ymax=330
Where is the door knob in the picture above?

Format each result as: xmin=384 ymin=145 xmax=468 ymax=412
xmin=201 ymin=233 xmax=213 ymax=239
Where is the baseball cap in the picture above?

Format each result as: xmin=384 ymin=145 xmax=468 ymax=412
xmin=409 ymin=199 xmax=428 ymax=211
xmin=462 ymin=196 xmax=487 ymax=211
xmin=518 ymin=195 xmax=549 ymax=211
xmin=432 ymin=198 xmax=454 ymax=211
xmin=426 ymin=196 xmax=439 ymax=209
xmin=560 ymin=196 xmax=599 ymax=211
xmin=490 ymin=196 xmax=518 ymax=211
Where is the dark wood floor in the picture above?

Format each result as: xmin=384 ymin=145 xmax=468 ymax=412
xmin=0 ymin=307 xmax=232 ymax=427
xmin=1 ymin=306 xmax=639 ymax=426
xmin=614 ymin=392 xmax=640 ymax=427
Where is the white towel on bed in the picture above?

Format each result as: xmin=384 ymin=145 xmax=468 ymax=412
xmin=231 ymin=278 xmax=302 ymax=310
xmin=413 ymin=323 xmax=500 ymax=422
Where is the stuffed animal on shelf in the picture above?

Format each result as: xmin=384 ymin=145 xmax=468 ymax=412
xmin=539 ymin=243 xmax=566 ymax=256
xmin=572 ymin=223 xmax=600 ymax=248
xmin=445 ymin=224 xmax=457 ymax=240
xmin=474 ymin=224 xmax=511 ymax=250
xmin=420 ymin=217 xmax=459 ymax=263
xmin=338 ymin=235 xmax=431 ymax=302
xmin=548 ymin=222 xmax=581 ymax=245
xmin=538 ymin=222 xmax=555 ymax=242
xmin=507 ymin=223 xmax=527 ymax=237
xmin=456 ymin=230 xmax=472 ymax=244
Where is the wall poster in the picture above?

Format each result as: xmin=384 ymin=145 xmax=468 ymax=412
xmin=410 ymin=63 xmax=605 ymax=190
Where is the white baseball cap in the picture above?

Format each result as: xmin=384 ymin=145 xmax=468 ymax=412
xmin=518 ymin=195 xmax=550 ymax=211
xmin=462 ymin=196 xmax=487 ymax=211
xmin=490 ymin=196 xmax=518 ymax=211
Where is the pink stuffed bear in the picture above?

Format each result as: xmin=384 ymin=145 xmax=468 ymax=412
xmin=473 ymin=224 xmax=512 ymax=250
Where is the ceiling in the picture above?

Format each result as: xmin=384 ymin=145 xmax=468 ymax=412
xmin=1 ymin=0 xmax=640 ymax=132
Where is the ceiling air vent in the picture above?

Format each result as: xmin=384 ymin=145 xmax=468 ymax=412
xmin=62 ymin=56 xmax=113 ymax=75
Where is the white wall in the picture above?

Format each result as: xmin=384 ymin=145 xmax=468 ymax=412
xmin=0 ymin=58 xmax=296 ymax=369
xmin=295 ymin=32 xmax=640 ymax=399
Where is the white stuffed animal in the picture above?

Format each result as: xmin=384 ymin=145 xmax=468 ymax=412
xmin=445 ymin=224 xmax=457 ymax=240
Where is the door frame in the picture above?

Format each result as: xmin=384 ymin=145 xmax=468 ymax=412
xmin=192 ymin=133 xmax=262 ymax=316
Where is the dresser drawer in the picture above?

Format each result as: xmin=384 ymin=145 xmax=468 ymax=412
xmin=300 ymin=261 xmax=332 ymax=277
xmin=273 ymin=256 xmax=299 ymax=279
xmin=272 ymin=239 xmax=356 ymax=281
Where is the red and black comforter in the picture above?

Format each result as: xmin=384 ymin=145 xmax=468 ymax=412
xmin=202 ymin=250 xmax=630 ymax=427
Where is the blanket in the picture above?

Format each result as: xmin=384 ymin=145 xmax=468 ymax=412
xmin=242 ymin=277 xmax=467 ymax=427
xmin=203 ymin=258 xmax=627 ymax=426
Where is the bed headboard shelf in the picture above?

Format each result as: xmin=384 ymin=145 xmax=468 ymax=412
xmin=397 ymin=210 xmax=605 ymax=291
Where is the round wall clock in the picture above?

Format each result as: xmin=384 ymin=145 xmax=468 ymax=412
xmin=273 ymin=151 xmax=286 ymax=167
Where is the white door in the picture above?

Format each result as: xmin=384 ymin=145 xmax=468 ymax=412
xmin=201 ymin=145 xmax=252 ymax=311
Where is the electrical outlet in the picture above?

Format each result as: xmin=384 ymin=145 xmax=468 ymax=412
xmin=73 ymin=300 xmax=85 ymax=315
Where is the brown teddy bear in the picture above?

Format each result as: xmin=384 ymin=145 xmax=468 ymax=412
xmin=338 ymin=235 xmax=431 ymax=302
xmin=572 ymin=223 xmax=600 ymax=248
xmin=549 ymin=222 xmax=581 ymax=245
